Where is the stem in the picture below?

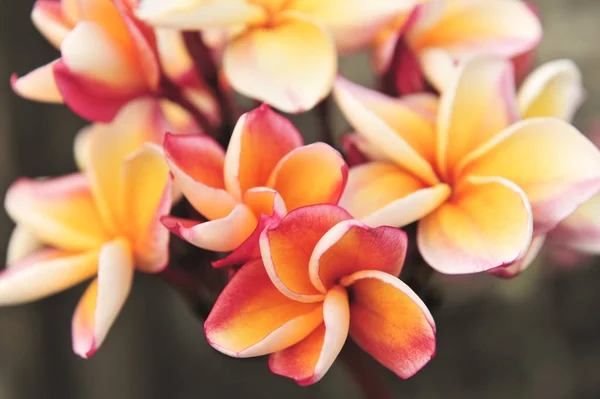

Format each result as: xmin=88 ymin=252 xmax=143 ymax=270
xmin=340 ymin=341 xmax=393 ymax=399
xmin=316 ymin=97 xmax=335 ymax=147
xmin=161 ymin=78 xmax=215 ymax=138
xmin=160 ymin=266 xmax=215 ymax=319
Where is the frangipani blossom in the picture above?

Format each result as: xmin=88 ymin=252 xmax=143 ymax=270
xmin=205 ymin=205 xmax=436 ymax=384
xmin=162 ymin=104 xmax=347 ymax=266
xmin=136 ymin=0 xmax=415 ymax=113
xmin=374 ymin=0 xmax=541 ymax=94
xmin=334 ymin=57 xmax=600 ymax=275
xmin=0 ymin=99 xmax=173 ymax=358
xmin=12 ymin=0 xmax=217 ymax=126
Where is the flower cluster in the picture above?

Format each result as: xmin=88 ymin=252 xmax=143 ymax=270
xmin=2 ymin=0 xmax=600 ymax=387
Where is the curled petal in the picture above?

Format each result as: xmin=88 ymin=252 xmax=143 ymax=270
xmin=461 ymin=118 xmax=600 ymax=232
xmin=309 ymin=220 xmax=407 ymax=293
xmin=267 ymin=143 xmax=348 ymax=211
xmin=205 ymin=259 xmax=323 ymax=358
xmin=5 ymin=174 xmax=108 ymax=252
xmin=224 ymin=105 xmax=303 ymax=200
xmin=164 ymin=133 xmax=236 ymax=221
xmin=162 ymin=204 xmax=257 ymax=252
xmin=11 ymin=61 xmax=63 ymax=103
xmin=333 ymin=76 xmax=438 ymax=185
xmin=72 ymin=239 xmax=134 ymax=358
xmin=549 ymin=193 xmax=600 ymax=254
xmin=32 ymin=0 xmax=72 ymax=48
xmin=489 ymin=234 xmax=546 ymax=278
xmin=518 ymin=59 xmax=584 ymax=122
xmin=270 ymin=286 xmax=350 ymax=385
xmin=260 ymin=205 xmax=351 ymax=302
xmin=6 ymin=225 xmax=44 ymax=266
xmin=339 ymin=162 xmax=450 ymax=227
xmin=224 ymin=12 xmax=336 ymax=113
xmin=438 ymin=57 xmax=519 ymax=180
xmin=418 ymin=176 xmax=533 ymax=274
xmin=0 ymin=249 xmax=99 ymax=305
xmin=340 ymin=270 xmax=436 ymax=379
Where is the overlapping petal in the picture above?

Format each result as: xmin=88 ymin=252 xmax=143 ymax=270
xmin=205 ymin=259 xmax=323 ymax=358
xmin=6 ymin=225 xmax=43 ymax=266
xmin=340 ymin=270 xmax=436 ymax=379
xmin=549 ymin=193 xmax=600 ymax=254
xmin=11 ymin=61 xmax=63 ymax=103
xmin=418 ymin=176 xmax=533 ymax=274
xmin=32 ymin=0 xmax=73 ymax=48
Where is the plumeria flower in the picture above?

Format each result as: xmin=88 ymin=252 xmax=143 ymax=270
xmin=333 ymin=56 xmax=600 ymax=275
xmin=162 ymin=104 xmax=347 ymax=267
xmin=136 ymin=0 xmax=415 ymax=113
xmin=374 ymin=0 xmax=541 ymax=94
xmin=205 ymin=204 xmax=436 ymax=384
xmin=12 ymin=0 xmax=217 ymax=125
xmin=0 ymin=99 xmax=172 ymax=358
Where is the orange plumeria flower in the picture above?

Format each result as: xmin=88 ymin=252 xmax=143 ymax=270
xmin=374 ymin=0 xmax=541 ymax=93
xmin=137 ymin=0 xmax=415 ymax=112
xmin=0 ymin=99 xmax=173 ymax=358
xmin=205 ymin=204 xmax=436 ymax=384
xmin=13 ymin=0 xmax=217 ymax=125
xmin=162 ymin=104 xmax=347 ymax=266
xmin=334 ymin=57 xmax=600 ymax=275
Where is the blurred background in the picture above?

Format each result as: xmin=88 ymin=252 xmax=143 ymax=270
xmin=1 ymin=1 xmax=600 ymax=398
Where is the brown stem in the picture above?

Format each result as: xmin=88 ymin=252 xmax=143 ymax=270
xmin=340 ymin=340 xmax=393 ymax=399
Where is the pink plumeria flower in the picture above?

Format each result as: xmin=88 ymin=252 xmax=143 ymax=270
xmin=333 ymin=57 xmax=600 ymax=275
xmin=0 ymin=99 xmax=173 ymax=358
xmin=12 ymin=0 xmax=217 ymax=125
xmin=162 ymin=104 xmax=347 ymax=267
xmin=374 ymin=0 xmax=541 ymax=94
xmin=136 ymin=0 xmax=415 ymax=113
xmin=205 ymin=204 xmax=436 ymax=385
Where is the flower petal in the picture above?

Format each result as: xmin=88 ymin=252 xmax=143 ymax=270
xmin=270 ymin=286 xmax=349 ymax=385
xmin=72 ymin=239 xmax=134 ymax=358
xmin=260 ymin=205 xmax=351 ymax=302
xmin=5 ymin=174 xmax=108 ymax=252
xmin=437 ymin=57 xmax=519 ymax=180
xmin=11 ymin=61 xmax=63 ymax=103
xmin=0 ymin=248 xmax=99 ymax=305
xmin=32 ymin=0 xmax=72 ymax=48
xmin=267 ymin=143 xmax=347 ymax=211
xmin=205 ymin=259 xmax=323 ymax=358
xmin=549 ymin=192 xmax=600 ymax=254
xmin=518 ymin=59 xmax=584 ymax=122
xmin=6 ymin=225 xmax=44 ymax=266
xmin=309 ymin=220 xmax=407 ymax=293
xmin=418 ymin=176 xmax=533 ymax=274
xmin=333 ymin=76 xmax=438 ymax=185
xmin=339 ymin=162 xmax=450 ymax=227
xmin=340 ymin=133 xmax=389 ymax=166
xmin=224 ymin=105 xmax=303 ymax=200
xmin=224 ymin=12 xmax=336 ymax=113
xmin=340 ymin=270 xmax=436 ymax=379
xmin=460 ymin=118 xmax=600 ymax=232
xmin=120 ymin=144 xmax=171 ymax=272
xmin=164 ymin=132 xmax=237 ymax=221
xmin=162 ymin=204 xmax=257 ymax=252
xmin=489 ymin=234 xmax=546 ymax=278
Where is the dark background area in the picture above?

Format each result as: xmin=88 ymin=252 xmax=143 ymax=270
xmin=1 ymin=1 xmax=600 ymax=398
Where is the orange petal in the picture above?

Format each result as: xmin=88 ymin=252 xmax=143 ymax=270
xmin=243 ymin=187 xmax=287 ymax=219
xmin=5 ymin=174 xmax=108 ymax=252
xmin=339 ymin=162 xmax=450 ymax=227
xmin=11 ymin=60 xmax=63 ymax=103
xmin=333 ymin=76 xmax=438 ymax=185
xmin=340 ymin=270 xmax=436 ymax=379
xmin=164 ymin=132 xmax=237 ymax=221
xmin=418 ymin=176 xmax=533 ymax=274
xmin=224 ymin=12 xmax=336 ymax=113
xmin=224 ymin=105 xmax=303 ymax=200
xmin=266 ymin=143 xmax=347 ymax=211
xmin=120 ymin=144 xmax=171 ymax=272
xmin=549 ymin=192 xmax=600 ymax=254
xmin=72 ymin=239 xmax=134 ymax=358
xmin=6 ymin=225 xmax=44 ymax=266
xmin=260 ymin=205 xmax=351 ymax=302
xmin=518 ymin=59 xmax=584 ymax=122
xmin=205 ymin=259 xmax=323 ymax=358
xmin=32 ymin=0 xmax=72 ymax=48
xmin=460 ymin=118 xmax=600 ymax=232
xmin=162 ymin=204 xmax=257 ymax=252
xmin=437 ymin=57 xmax=519 ymax=180
xmin=309 ymin=220 xmax=407 ymax=293
xmin=0 ymin=248 xmax=99 ymax=305
xmin=270 ymin=286 xmax=349 ymax=385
